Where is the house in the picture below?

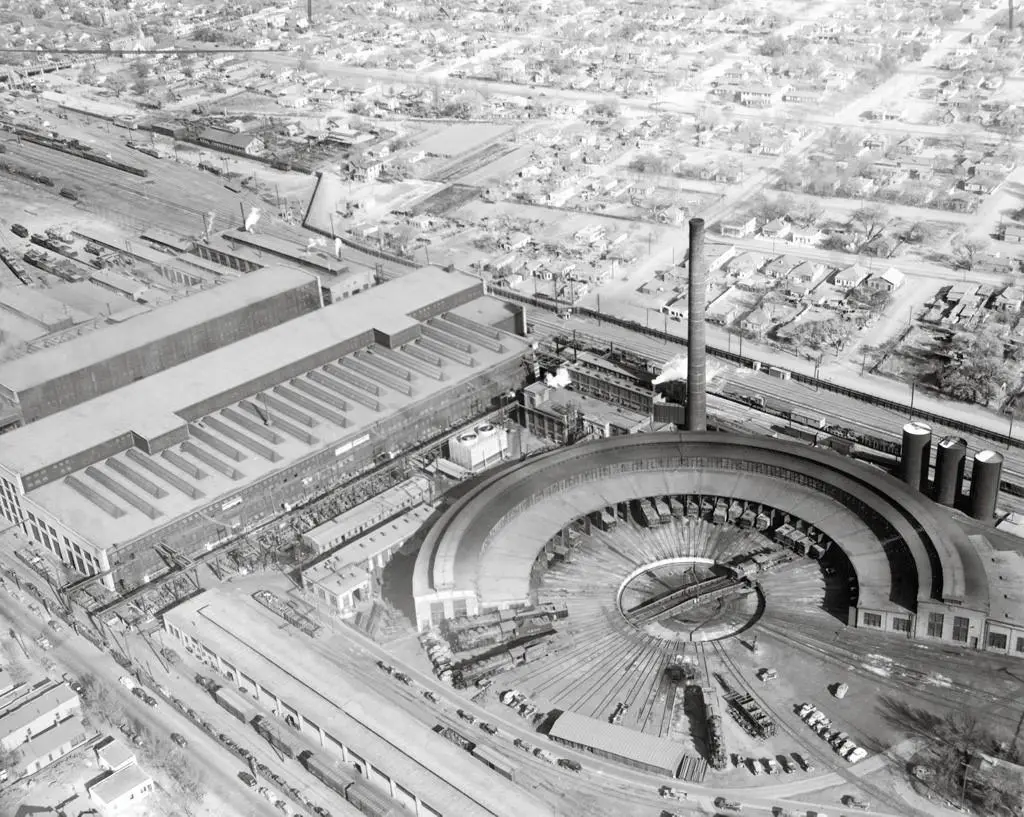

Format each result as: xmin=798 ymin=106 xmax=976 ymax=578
xmin=739 ymin=85 xmax=785 ymax=107
xmin=761 ymin=219 xmax=791 ymax=241
xmin=96 ymin=737 xmax=136 ymax=772
xmin=727 ymin=252 xmax=767 ymax=278
xmin=88 ymin=764 xmax=155 ymax=809
xmin=0 ymin=682 xmax=81 ymax=750
xmin=995 ymin=286 xmax=1024 ymax=312
xmin=348 ymin=155 xmax=385 ymax=182
xmin=19 ymin=717 xmax=87 ymax=776
xmin=868 ymin=267 xmax=905 ymax=292
xmin=834 ymin=264 xmax=870 ymax=289
xmin=741 ymin=308 xmax=771 ymax=337
xmin=719 ymin=216 xmax=757 ymax=238
xmin=1003 ymin=223 xmax=1024 ymax=244
xmin=657 ymin=206 xmax=688 ymax=225
xmin=789 ymin=260 xmax=826 ymax=285
xmin=963 ymin=176 xmax=999 ymax=194
xmin=196 ymin=127 xmax=265 ymax=157
xmin=790 ymin=227 xmax=824 ymax=247
xmin=764 ymin=254 xmax=801 ymax=279
xmin=860 ymin=133 xmax=890 ymax=152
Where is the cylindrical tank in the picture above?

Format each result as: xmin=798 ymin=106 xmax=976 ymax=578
xmin=969 ymin=450 xmax=1003 ymax=522
xmin=933 ymin=436 xmax=967 ymax=507
xmin=900 ymin=421 xmax=932 ymax=493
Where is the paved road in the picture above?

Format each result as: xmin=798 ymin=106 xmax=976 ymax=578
xmin=0 ymin=564 xmax=280 ymax=817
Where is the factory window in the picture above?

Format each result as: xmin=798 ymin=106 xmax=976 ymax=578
xmin=892 ymin=617 xmax=911 ymax=633
xmin=429 ymin=602 xmax=445 ymax=627
xmin=1016 ymin=638 xmax=1024 ymax=653
xmin=452 ymin=599 xmax=468 ymax=618
xmin=862 ymin=613 xmax=882 ymax=628
xmin=927 ymin=613 xmax=944 ymax=638
xmin=952 ymin=616 xmax=970 ymax=643
xmin=988 ymin=632 xmax=1008 ymax=650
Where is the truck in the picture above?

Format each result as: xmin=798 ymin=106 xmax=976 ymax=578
xmin=213 ymin=686 xmax=257 ymax=724
xmin=119 ymin=675 xmax=137 ymax=691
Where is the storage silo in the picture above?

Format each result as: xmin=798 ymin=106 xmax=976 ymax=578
xmin=933 ymin=436 xmax=967 ymax=507
xmin=900 ymin=421 xmax=932 ymax=493
xmin=969 ymin=450 xmax=1003 ymax=522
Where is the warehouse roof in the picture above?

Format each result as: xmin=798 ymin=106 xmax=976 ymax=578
xmin=0 ymin=264 xmax=315 ymax=394
xmin=548 ymin=710 xmax=686 ymax=774
xmin=88 ymin=763 xmax=153 ymax=804
xmin=164 ymin=585 xmax=556 ymax=817
xmin=8 ymin=270 xmax=525 ymax=548
xmin=0 ymin=286 xmax=91 ymax=328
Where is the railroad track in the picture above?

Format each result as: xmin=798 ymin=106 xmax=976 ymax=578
xmin=755 ymin=616 xmax=1023 ymax=726
xmin=708 ymin=640 xmax=931 ymax=817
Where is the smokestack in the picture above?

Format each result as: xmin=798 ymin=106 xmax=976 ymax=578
xmin=307 ymin=0 xmax=313 ymax=26
xmin=686 ymin=217 xmax=707 ymax=432
xmin=1010 ymin=0 xmax=1014 ymax=31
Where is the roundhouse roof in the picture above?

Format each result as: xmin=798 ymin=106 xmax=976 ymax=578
xmin=413 ymin=433 xmax=989 ymax=615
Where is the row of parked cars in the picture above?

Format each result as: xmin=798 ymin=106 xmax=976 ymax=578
xmin=732 ymin=752 xmax=813 ymax=776
xmin=798 ymin=703 xmax=868 ymax=763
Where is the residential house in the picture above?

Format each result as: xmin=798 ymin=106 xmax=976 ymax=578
xmin=89 ymin=764 xmax=155 ymax=809
xmin=719 ymin=216 xmax=757 ymax=238
xmin=892 ymin=135 xmax=925 ymax=156
xmin=726 ymin=252 xmax=767 ymax=278
xmin=707 ymin=298 xmax=740 ymax=326
xmin=783 ymin=83 xmax=824 ymax=104
xmin=834 ymin=264 xmax=870 ymax=289
xmin=860 ymin=133 xmax=890 ymax=152
xmin=738 ymin=85 xmax=787 ymax=107
xmin=0 ymin=683 xmax=81 ymax=750
xmin=995 ymin=286 xmax=1024 ymax=312
xmin=963 ymin=176 xmax=1000 ymax=194
xmin=1003 ymin=223 xmax=1024 ymax=244
xmin=788 ymin=260 xmax=826 ymax=286
xmin=865 ymin=159 xmax=909 ymax=185
xmin=761 ymin=219 xmax=791 ymax=241
xmin=657 ymin=206 xmax=688 ymax=226
xmin=790 ymin=227 xmax=824 ymax=247
xmin=764 ymin=254 xmax=801 ymax=279
xmin=348 ymin=155 xmax=385 ymax=182
xmin=741 ymin=308 xmax=772 ymax=337
xmin=868 ymin=267 xmax=905 ymax=292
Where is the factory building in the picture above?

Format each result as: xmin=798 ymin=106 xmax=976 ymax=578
xmin=0 ymin=268 xmax=529 ymax=593
xmin=0 ymin=265 xmax=323 ymax=424
xmin=161 ymin=586 xmax=557 ymax=817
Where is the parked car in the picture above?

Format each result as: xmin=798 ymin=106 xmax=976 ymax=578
xmin=10 ymin=224 xmax=28 ymax=238
xmin=131 ymin=687 xmax=146 ymax=700
xmin=479 ymin=722 xmax=498 ymax=735
xmin=170 ymin=733 xmax=188 ymax=748
xmin=457 ymin=709 xmax=476 ymax=724
xmin=238 ymin=771 xmax=256 ymax=788
xmin=557 ymin=758 xmax=582 ymax=772
xmin=423 ymin=691 xmax=439 ymax=704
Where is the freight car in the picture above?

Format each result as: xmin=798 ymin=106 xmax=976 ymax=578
xmin=212 ymin=686 xmax=257 ymax=724
xmin=251 ymin=714 xmax=296 ymax=759
xmin=13 ymin=126 xmax=149 ymax=177
xmin=719 ymin=388 xmax=827 ymax=429
xmin=300 ymin=751 xmax=407 ymax=817
xmin=0 ymin=247 xmax=32 ymax=285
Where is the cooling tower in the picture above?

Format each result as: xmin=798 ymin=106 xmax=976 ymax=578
xmin=969 ymin=450 xmax=1003 ymax=522
xmin=933 ymin=436 xmax=967 ymax=507
xmin=686 ymin=218 xmax=707 ymax=432
xmin=900 ymin=421 xmax=932 ymax=493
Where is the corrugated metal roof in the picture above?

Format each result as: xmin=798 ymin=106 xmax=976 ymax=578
xmin=549 ymin=710 xmax=685 ymax=772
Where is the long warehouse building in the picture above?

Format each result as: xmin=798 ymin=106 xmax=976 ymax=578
xmin=163 ymin=585 xmax=557 ymax=817
xmin=0 ymin=265 xmax=323 ymax=423
xmin=0 ymin=267 xmax=528 ymax=591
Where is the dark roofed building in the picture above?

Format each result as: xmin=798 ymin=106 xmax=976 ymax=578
xmin=548 ymin=710 xmax=688 ymax=776
xmin=197 ymin=127 xmax=265 ymax=157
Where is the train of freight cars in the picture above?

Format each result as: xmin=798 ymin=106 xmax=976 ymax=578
xmin=10 ymin=125 xmax=149 ymax=176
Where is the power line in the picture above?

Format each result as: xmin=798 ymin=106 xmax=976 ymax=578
xmin=0 ymin=47 xmax=281 ymax=55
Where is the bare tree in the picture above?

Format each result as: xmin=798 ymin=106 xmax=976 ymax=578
xmin=951 ymin=234 xmax=989 ymax=270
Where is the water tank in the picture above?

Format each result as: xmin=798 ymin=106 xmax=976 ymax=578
xmin=933 ymin=437 xmax=967 ymax=507
xmin=969 ymin=450 xmax=1003 ymax=522
xmin=900 ymin=422 xmax=932 ymax=493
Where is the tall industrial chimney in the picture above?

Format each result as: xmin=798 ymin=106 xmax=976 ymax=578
xmin=1010 ymin=0 xmax=1015 ymax=31
xmin=307 ymin=0 xmax=313 ymax=26
xmin=686 ymin=218 xmax=707 ymax=432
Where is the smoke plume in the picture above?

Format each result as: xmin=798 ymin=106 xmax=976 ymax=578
xmin=652 ymin=355 xmax=689 ymax=386
xmin=545 ymin=367 xmax=571 ymax=388
xmin=243 ymin=207 xmax=261 ymax=232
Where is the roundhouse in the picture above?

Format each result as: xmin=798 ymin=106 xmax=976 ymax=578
xmin=413 ymin=433 xmax=1002 ymax=651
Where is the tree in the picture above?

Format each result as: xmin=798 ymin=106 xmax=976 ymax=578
xmin=106 ymin=75 xmax=128 ymax=98
xmin=789 ymin=318 xmax=854 ymax=356
xmin=849 ymin=204 xmax=891 ymax=246
xmin=79 ymin=62 xmax=99 ymax=86
xmin=936 ymin=326 xmax=1010 ymax=405
xmin=759 ymin=34 xmax=788 ymax=57
xmin=0 ymin=746 xmax=20 ymax=777
xmin=951 ymin=234 xmax=988 ymax=270
xmin=790 ymin=199 xmax=824 ymax=228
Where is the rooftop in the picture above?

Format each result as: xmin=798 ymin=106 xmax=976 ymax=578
xmin=19 ymin=716 xmax=86 ymax=763
xmin=306 ymin=503 xmax=436 ymax=575
xmin=0 ymin=287 xmax=91 ymax=328
xmin=0 ymin=683 xmax=78 ymax=741
xmin=163 ymin=585 xmax=555 ymax=817
xmin=88 ymin=763 xmax=153 ymax=803
xmin=0 ymin=264 xmax=315 ymax=395
xmin=96 ymin=736 xmax=136 ymax=770
xmin=7 ymin=271 xmax=527 ymax=548
xmin=549 ymin=710 xmax=686 ymax=772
